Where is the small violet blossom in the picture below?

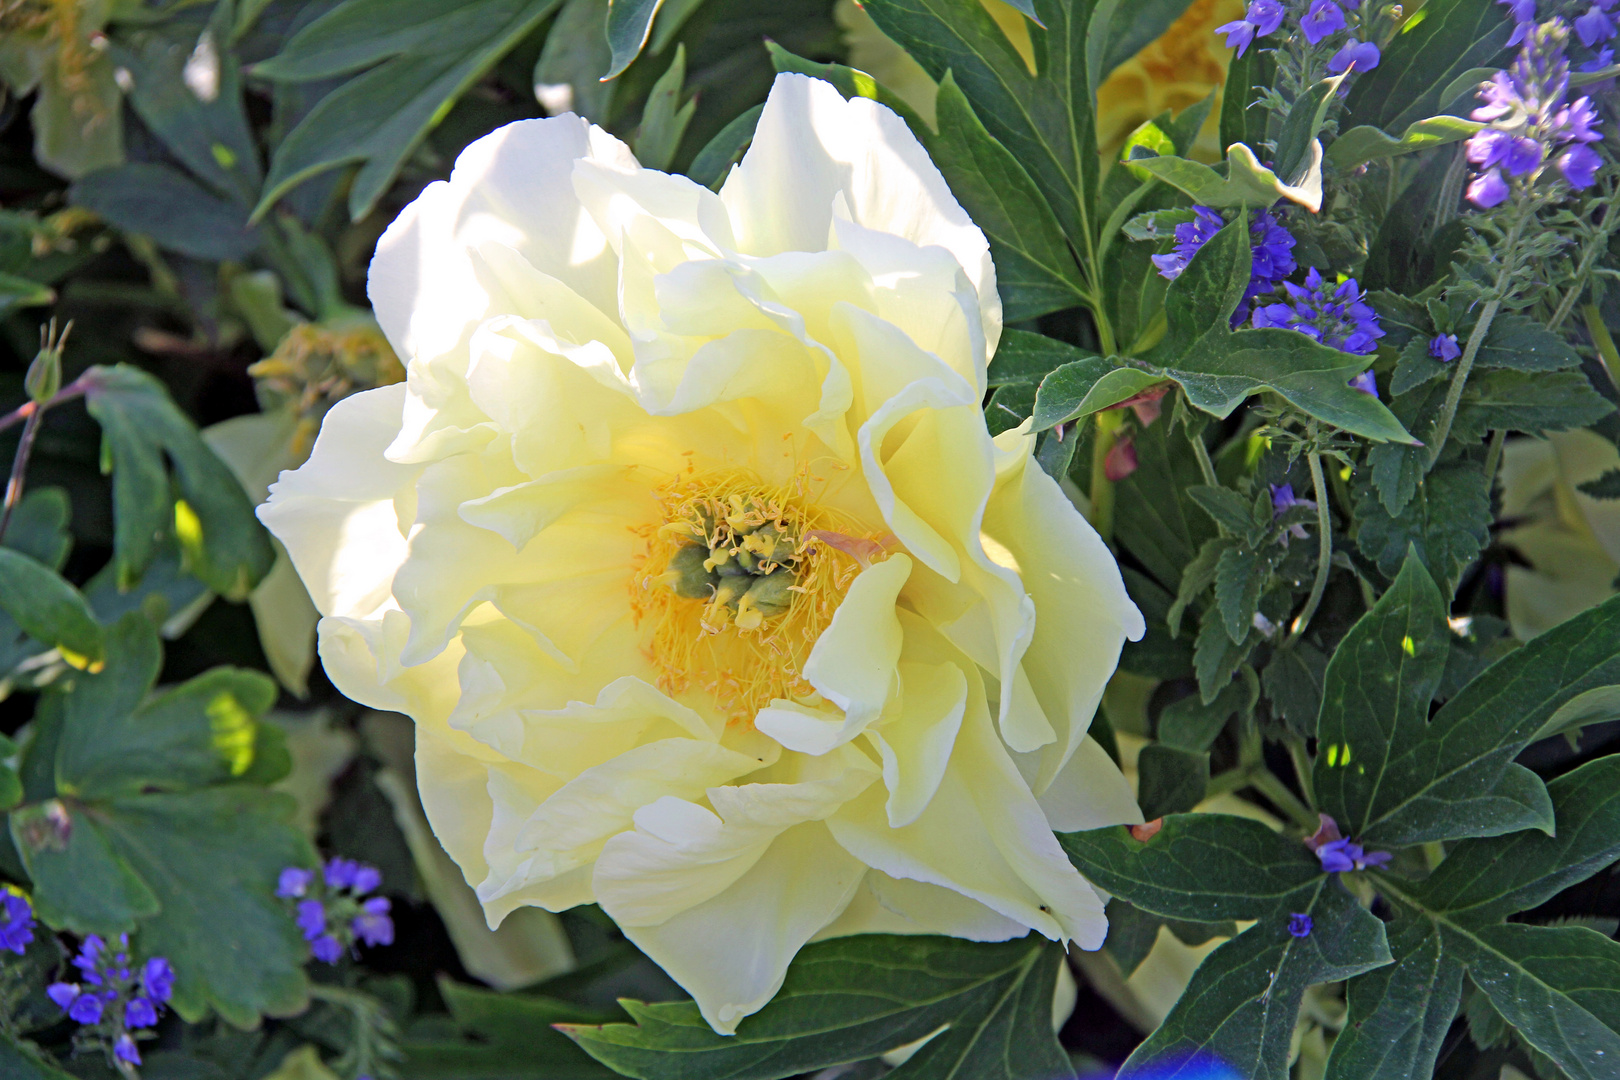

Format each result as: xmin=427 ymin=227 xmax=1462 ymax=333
xmin=1466 ymin=18 xmax=1605 ymax=207
xmin=1430 ymin=333 xmax=1462 ymax=361
xmin=1270 ymin=484 xmax=1316 ymax=542
xmin=1327 ymin=38 xmax=1381 ymax=73
xmin=0 ymin=891 xmax=34 ymax=955
xmin=1151 ymin=206 xmax=1297 ymax=324
xmin=1301 ymin=0 xmax=1348 ymax=44
xmin=1251 ymin=268 xmax=1385 ymax=354
xmin=1349 ymin=370 xmax=1380 ymax=397
xmin=1306 ymin=814 xmax=1393 ymax=873
xmin=281 ymin=856 xmax=393 ymax=965
xmin=1287 ymin=913 xmax=1314 ymax=938
xmin=1500 ymin=0 xmax=1536 ymax=45
xmin=1575 ymin=3 xmax=1618 ymax=48
xmin=1216 ymin=0 xmax=1286 ymax=56
xmin=47 ymin=934 xmax=173 ymax=1070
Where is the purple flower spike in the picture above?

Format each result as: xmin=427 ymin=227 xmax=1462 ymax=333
xmin=350 ymin=865 xmax=382 ymax=896
xmin=1301 ymin=0 xmax=1348 ymax=43
xmin=46 ymin=983 xmax=79 ymax=1010
xmin=1560 ymin=143 xmax=1603 ymax=188
xmin=1248 ymin=0 xmax=1286 ymax=34
xmin=1287 ymin=913 xmax=1314 ymax=938
xmin=114 ymin=1034 xmax=142 ymax=1066
xmin=1430 ymin=333 xmax=1462 ymax=361
xmin=68 ymin=992 xmax=105 ymax=1025
xmin=324 ymin=857 xmax=361 ymax=890
xmin=1328 ymin=39 xmax=1381 ymax=73
xmin=1153 ymin=207 xmax=1225 ymax=280
xmin=0 ymin=893 xmax=34 ymax=955
xmin=353 ymin=897 xmax=395 ymax=948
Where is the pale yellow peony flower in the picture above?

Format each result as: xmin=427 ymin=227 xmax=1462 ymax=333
xmin=259 ymin=73 xmax=1144 ymax=1033
xmin=837 ymin=0 xmax=1242 ymax=159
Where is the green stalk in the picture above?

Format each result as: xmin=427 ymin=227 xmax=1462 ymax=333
xmin=1088 ymin=409 xmax=1122 ymax=542
xmin=1284 ymin=449 xmax=1332 ymax=648
xmin=1584 ymin=302 xmax=1620 ymax=392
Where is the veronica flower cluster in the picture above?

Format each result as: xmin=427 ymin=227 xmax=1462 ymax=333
xmin=1252 ymin=268 xmax=1385 ymax=391
xmin=46 ymin=935 xmax=174 ymax=1069
xmin=1466 ymin=18 xmax=1605 ymax=208
xmin=278 ymin=857 xmax=394 ymax=964
xmin=1151 ymin=206 xmax=1299 ymax=322
xmin=1217 ymin=0 xmax=1381 ymax=74
xmin=1305 ymin=815 xmax=1394 ymax=873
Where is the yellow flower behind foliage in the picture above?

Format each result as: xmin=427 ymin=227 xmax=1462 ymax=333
xmin=837 ymin=0 xmax=1242 ymax=159
xmin=0 ymin=0 xmax=122 ymax=177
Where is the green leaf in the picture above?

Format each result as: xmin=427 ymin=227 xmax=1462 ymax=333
xmin=0 ymin=550 xmax=103 ymax=667
xmin=83 ymin=365 xmax=275 ymax=598
xmin=1128 ymin=141 xmax=1324 ymax=213
xmin=564 ymin=934 xmax=1072 ymax=1080
xmin=0 ymin=1031 xmax=77 ymax=1080
xmin=1413 ymin=754 xmax=1620 ymax=924
xmin=1148 ymin=217 xmax=1415 ymax=443
xmin=1313 ymin=551 xmax=1451 ymax=839
xmin=988 ymin=330 xmax=1094 ymax=388
xmin=634 ymin=45 xmax=695 ymax=171
xmin=604 ymin=0 xmax=664 ymax=80
xmin=1031 ymin=362 xmax=1151 ymax=429
xmin=1274 ymin=74 xmax=1348 ymax=185
xmin=1353 ymin=459 xmax=1491 ymax=596
xmin=1186 ymin=484 xmax=1256 ymax=536
xmin=1059 ymin=814 xmax=1322 ymax=923
xmin=1115 ymin=421 xmax=1219 ymax=593
xmin=985 ymin=383 xmax=1035 ymax=436
xmin=56 ymin=620 xmax=278 ymax=798
xmin=1213 ymin=543 xmax=1268 ymax=645
xmin=1451 ymin=369 xmax=1616 ymax=440
xmin=931 ymin=74 xmax=1088 ymax=321
xmin=1443 ymin=924 xmax=1620 ymax=1080
xmin=862 ymin=0 xmax=1098 ymax=252
xmin=1262 ymin=642 xmax=1327 ymax=734
xmin=12 ymin=614 xmax=313 ymax=1026
xmin=403 ymin=979 xmax=621 ymax=1078
xmin=71 ymin=164 xmax=260 ymax=261
xmin=1353 ymin=593 xmax=1620 ymax=846
xmin=1322 ymin=919 xmax=1462 ymax=1080
xmin=1475 ymin=312 xmax=1584 ymax=372
xmin=685 ymin=104 xmax=761 ymax=190
xmin=0 ymin=271 xmax=54 ymax=313
xmin=1158 ymin=678 xmax=1249 ymax=752
xmin=534 ymin=0 xmax=616 ymax=124
xmin=255 ymin=0 xmax=561 ymax=221
xmin=1137 ymin=744 xmax=1209 ymax=818
xmin=1579 ymin=468 xmax=1620 ymax=499
xmin=1119 ymin=879 xmax=1392 ymax=1080
xmin=1088 ymin=0 xmax=1193 ymax=89
xmin=1326 ymin=115 xmax=1484 ymax=170
xmin=1342 ymin=0 xmax=1515 ymax=132
xmin=1194 ymin=607 xmax=1258 ymax=704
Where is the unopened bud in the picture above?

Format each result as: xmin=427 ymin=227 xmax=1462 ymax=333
xmin=24 ymin=322 xmax=69 ymax=404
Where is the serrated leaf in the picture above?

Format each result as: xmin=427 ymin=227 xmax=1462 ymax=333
xmin=1313 ymin=552 xmax=1451 ymax=839
xmin=82 ymin=365 xmax=274 ymax=598
xmin=1186 ymin=485 xmax=1256 ymax=537
xmin=1194 ymin=608 xmax=1256 ymax=703
xmin=1148 ymin=217 xmax=1415 ymax=443
xmin=1452 ymin=369 xmax=1616 ymax=440
xmin=0 ymin=549 xmax=102 ymax=667
xmin=1088 ymin=0 xmax=1194 ymax=90
xmin=1353 ymin=593 xmax=1620 ymax=846
xmin=1137 ymin=744 xmax=1209 ymax=818
xmin=1322 ymin=919 xmax=1462 ymax=1080
xmin=1414 ymin=754 xmax=1620 ymax=924
xmin=1443 ymin=924 xmax=1620 ymax=1080
xmin=1104 ymin=900 xmax=1233 ymax=977
xmin=1213 ymin=543 xmax=1267 ymax=644
xmin=564 ymin=934 xmax=1072 ymax=1080
xmin=1579 ymin=467 xmax=1620 ymax=499
xmin=1327 ymin=115 xmax=1484 ymax=169
xmin=1059 ymin=814 xmax=1322 ymax=923
xmin=1353 ymin=459 xmax=1491 ymax=595
xmin=1262 ymin=643 xmax=1327 ymax=734
xmin=1032 ymin=363 xmax=1152 ymax=430
xmin=1476 ymin=313 xmax=1584 ymax=371
xmin=1391 ymin=336 xmax=1450 ymax=397
xmin=11 ymin=797 xmax=161 ymax=935
xmin=1119 ymin=879 xmax=1392 ymax=1080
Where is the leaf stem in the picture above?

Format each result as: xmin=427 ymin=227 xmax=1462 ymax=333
xmin=1284 ymin=449 xmax=1332 ymax=648
xmin=1425 ymin=297 xmax=1499 ymax=469
xmin=1088 ymin=409 xmax=1122 ymax=542
xmin=1249 ymin=767 xmax=1321 ymax=832
xmin=1483 ymin=428 xmax=1507 ymax=488
xmin=1583 ymin=302 xmax=1620 ymax=393
xmin=0 ymin=408 xmax=44 ymax=544
xmin=1186 ymin=419 xmax=1218 ymax=487
xmin=1283 ymin=732 xmax=1317 ymax=809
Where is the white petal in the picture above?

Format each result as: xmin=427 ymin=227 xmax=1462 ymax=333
xmin=794 ymin=553 xmax=912 ymax=741
xmin=1030 ymin=735 xmax=1142 ymax=833
xmin=866 ymin=659 xmax=967 ymax=827
xmin=720 ymin=73 xmax=1000 ymax=354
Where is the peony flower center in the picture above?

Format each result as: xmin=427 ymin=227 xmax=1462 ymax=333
xmin=631 ymin=467 xmax=880 ymax=722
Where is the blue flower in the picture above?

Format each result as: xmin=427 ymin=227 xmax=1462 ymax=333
xmin=1349 ymin=370 xmax=1380 ymax=397
xmin=277 ymin=867 xmax=315 ymax=899
xmin=1430 ymin=333 xmax=1461 ymax=360
xmin=1500 ymin=0 xmax=1536 ymax=44
xmin=296 ymin=899 xmax=327 ymax=941
xmin=323 ymin=857 xmax=363 ymax=891
xmin=1317 ymin=837 xmax=1393 ymax=872
xmin=352 ymin=897 xmax=394 ymax=948
xmin=1216 ymin=0 xmax=1286 ymax=55
xmin=312 ymin=935 xmax=344 ymax=964
xmin=1301 ymin=0 xmax=1347 ymax=43
xmin=0 ymin=892 xmax=34 ymax=955
xmin=350 ymin=865 xmax=382 ymax=896
xmin=1151 ymin=207 xmax=1225 ymax=280
xmin=1216 ymin=17 xmax=1258 ymax=54
xmin=142 ymin=957 xmax=174 ymax=1004
xmin=69 ymin=990 xmax=105 ymax=1025
xmin=1251 ymin=268 xmax=1385 ymax=354
xmin=1287 ymin=913 xmax=1313 ymax=938
xmin=114 ymin=1034 xmax=141 ymax=1066
xmin=1327 ymin=38 xmax=1381 ymax=72
xmin=1560 ymin=143 xmax=1603 ymax=187
xmin=125 ymin=997 xmax=159 ymax=1030
xmin=1576 ymin=4 xmax=1617 ymax=46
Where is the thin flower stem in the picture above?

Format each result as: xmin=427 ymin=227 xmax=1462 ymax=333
xmin=1584 ymin=302 xmax=1620 ymax=392
xmin=1284 ymin=732 xmax=1317 ymax=808
xmin=0 ymin=408 xmax=43 ymax=544
xmin=0 ymin=377 xmax=90 ymax=436
xmin=1284 ymin=449 xmax=1332 ymax=648
xmin=1187 ymin=421 xmax=1218 ymax=487
xmin=1088 ymin=409 xmax=1122 ymax=542
xmin=1249 ymin=767 xmax=1321 ymax=833
xmin=1483 ymin=428 xmax=1507 ymax=486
